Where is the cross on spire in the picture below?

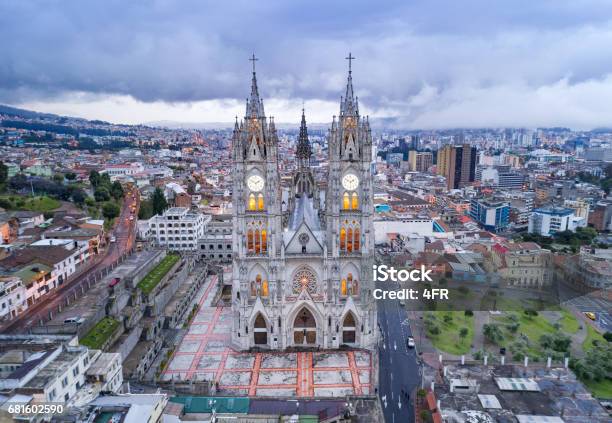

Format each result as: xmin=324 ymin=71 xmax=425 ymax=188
xmin=249 ymin=53 xmax=258 ymax=73
xmin=345 ymin=52 xmax=355 ymax=73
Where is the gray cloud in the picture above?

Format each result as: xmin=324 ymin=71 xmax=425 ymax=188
xmin=1 ymin=0 xmax=612 ymax=128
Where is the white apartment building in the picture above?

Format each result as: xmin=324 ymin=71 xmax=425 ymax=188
xmin=528 ymin=206 xmax=585 ymax=237
xmin=85 ymin=351 xmax=123 ymax=394
xmin=0 ymin=277 xmax=27 ymax=320
xmin=149 ymin=207 xmax=208 ymax=251
xmin=102 ymin=163 xmax=145 ymax=179
xmin=0 ymin=335 xmax=123 ymax=405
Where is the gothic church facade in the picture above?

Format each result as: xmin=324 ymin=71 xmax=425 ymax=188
xmin=231 ymin=56 xmax=377 ymax=351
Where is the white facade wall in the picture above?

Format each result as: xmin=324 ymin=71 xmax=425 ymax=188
xmin=373 ymin=219 xmax=434 ymax=244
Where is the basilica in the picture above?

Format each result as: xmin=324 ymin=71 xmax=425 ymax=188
xmin=231 ymin=55 xmax=377 ymax=351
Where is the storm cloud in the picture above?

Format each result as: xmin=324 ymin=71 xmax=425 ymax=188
xmin=1 ymin=0 xmax=612 ymax=128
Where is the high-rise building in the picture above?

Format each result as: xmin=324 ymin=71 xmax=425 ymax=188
xmin=230 ymin=56 xmax=376 ymax=351
xmin=436 ymin=144 xmax=476 ymax=190
xmin=408 ymin=151 xmax=433 ymax=172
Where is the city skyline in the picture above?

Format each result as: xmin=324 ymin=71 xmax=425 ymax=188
xmin=1 ymin=1 xmax=612 ymax=129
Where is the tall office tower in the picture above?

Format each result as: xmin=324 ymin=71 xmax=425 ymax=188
xmin=231 ymin=56 xmax=377 ymax=351
xmin=436 ymin=144 xmax=477 ymax=190
xmin=408 ymin=150 xmax=433 ymax=172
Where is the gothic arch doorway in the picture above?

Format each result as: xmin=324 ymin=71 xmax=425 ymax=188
xmin=342 ymin=312 xmax=357 ymax=344
xmin=293 ymin=307 xmax=317 ymax=345
xmin=253 ymin=313 xmax=268 ymax=345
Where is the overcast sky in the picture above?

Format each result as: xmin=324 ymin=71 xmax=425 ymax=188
xmin=2 ymin=0 xmax=612 ymax=129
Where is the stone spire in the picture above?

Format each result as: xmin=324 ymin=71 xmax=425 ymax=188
xmin=296 ymin=108 xmax=312 ymax=162
xmin=340 ymin=53 xmax=358 ymax=117
xmin=246 ymin=54 xmax=265 ymax=118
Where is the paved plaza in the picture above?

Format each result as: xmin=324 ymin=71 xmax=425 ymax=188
xmin=162 ymin=275 xmax=373 ymax=397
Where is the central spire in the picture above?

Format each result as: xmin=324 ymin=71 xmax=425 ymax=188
xmin=296 ymin=107 xmax=312 ymax=162
xmin=246 ymin=53 xmax=265 ymax=118
xmin=341 ymin=53 xmax=358 ymax=116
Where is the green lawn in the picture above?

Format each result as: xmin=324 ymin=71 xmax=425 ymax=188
xmin=425 ymin=311 xmax=474 ymax=355
xmin=491 ymin=311 xmax=562 ymax=358
xmin=582 ymin=325 xmax=607 ymax=351
xmin=0 ymin=195 xmax=60 ymax=212
xmin=558 ymin=309 xmax=580 ymax=334
xmin=80 ymin=317 xmax=120 ymax=350
xmin=137 ymin=254 xmax=180 ymax=294
xmin=583 ymin=378 xmax=612 ymax=399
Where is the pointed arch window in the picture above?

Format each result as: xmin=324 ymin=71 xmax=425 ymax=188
xmin=257 ymin=193 xmax=265 ymax=210
xmin=250 ymin=274 xmax=269 ymax=298
xmin=340 ymin=222 xmax=360 ymax=253
xmin=341 ymin=278 xmax=347 ymax=296
xmin=343 ymin=192 xmax=350 ymax=210
xmin=246 ymin=222 xmax=267 ymax=255
xmin=248 ymin=193 xmax=257 ymax=211
xmin=351 ymin=192 xmax=359 ymax=209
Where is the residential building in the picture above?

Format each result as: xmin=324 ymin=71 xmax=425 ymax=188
xmin=528 ymin=206 xmax=585 ymax=237
xmin=588 ymin=200 xmax=612 ymax=231
xmin=149 ymin=207 xmax=208 ymax=251
xmin=0 ymin=276 xmax=27 ymax=320
xmin=564 ymin=199 xmax=590 ymax=222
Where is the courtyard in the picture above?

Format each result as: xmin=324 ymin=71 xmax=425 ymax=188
xmin=162 ymin=274 xmax=373 ymax=397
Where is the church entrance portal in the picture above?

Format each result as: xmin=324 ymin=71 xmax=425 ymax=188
xmin=293 ymin=308 xmax=317 ymax=345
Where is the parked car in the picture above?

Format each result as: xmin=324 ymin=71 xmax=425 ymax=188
xmin=64 ymin=317 xmax=85 ymax=325
xmin=585 ymin=312 xmax=596 ymax=321
xmin=109 ymin=278 xmax=121 ymax=288
xmin=406 ymin=336 xmax=415 ymax=348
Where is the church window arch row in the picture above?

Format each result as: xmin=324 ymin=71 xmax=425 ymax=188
xmin=246 ymin=221 xmax=267 ymax=254
xmin=339 ymin=220 xmax=361 ymax=253
xmin=250 ymin=273 xmax=269 ymax=298
xmin=247 ymin=193 xmax=265 ymax=211
xmin=342 ymin=191 xmax=359 ymax=210
xmin=340 ymin=272 xmax=359 ymax=296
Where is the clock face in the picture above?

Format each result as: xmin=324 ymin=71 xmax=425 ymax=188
xmin=247 ymin=175 xmax=264 ymax=192
xmin=342 ymin=173 xmax=359 ymax=191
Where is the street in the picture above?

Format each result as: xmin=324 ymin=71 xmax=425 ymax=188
xmin=0 ymin=189 xmax=139 ymax=333
xmin=377 ymin=277 xmax=421 ymax=423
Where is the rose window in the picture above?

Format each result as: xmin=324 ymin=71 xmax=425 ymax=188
xmin=292 ymin=267 xmax=317 ymax=294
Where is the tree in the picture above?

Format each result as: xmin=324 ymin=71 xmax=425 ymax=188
xmin=138 ymin=200 xmax=154 ymax=220
xmin=0 ymin=161 xmax=8 ymax=185
xmin=483 ymin=324 xmax=504 ymax=344
xmin=443 ymin=314 xmax=453 ymax=323
xmin=65 ymin=172 xmax=77 ymax=181
xmin=89 ymin=170 xmax=101 ymax=187
xmin=428 ymin=325 xmax=440 ymax=335
xmin=110 ymin=181 xmax=124 ymax=200
xmin=71 ymin=189 xmax=87 ymax=206
xmin=604 ymin=332 xmax=612 ymax=342
xmin=152 ymin=187 xmax=168 ymax=215
xmin=464 ymin=310 xmax=474 ymax=316
xmin=53 ymin=173 xmax=64 ymax=184
xmin=459 ymin=327 xmax=469 ymax=339
xmin=94 ymin=187 xmax=110 ymax=202
xmin=102 ymin=202 xmax=120 ymax=220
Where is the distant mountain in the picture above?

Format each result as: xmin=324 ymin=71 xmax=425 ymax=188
xmin=0 ymin=104 xmax=59 ymax=120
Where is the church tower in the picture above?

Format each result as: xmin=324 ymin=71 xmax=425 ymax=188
xmin=231 ymin=55 xmax=283 ymax=349
xmin=231 ymin=55 xmax=376 ymax=351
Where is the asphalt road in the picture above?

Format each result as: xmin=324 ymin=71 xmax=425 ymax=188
xmin=564 ymin=294 xmax=612 ymax=332
xmin=377 ymin=277 xmax=421 ymax=423
xmin=1 ymin=188 xmax=139 ymax=333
